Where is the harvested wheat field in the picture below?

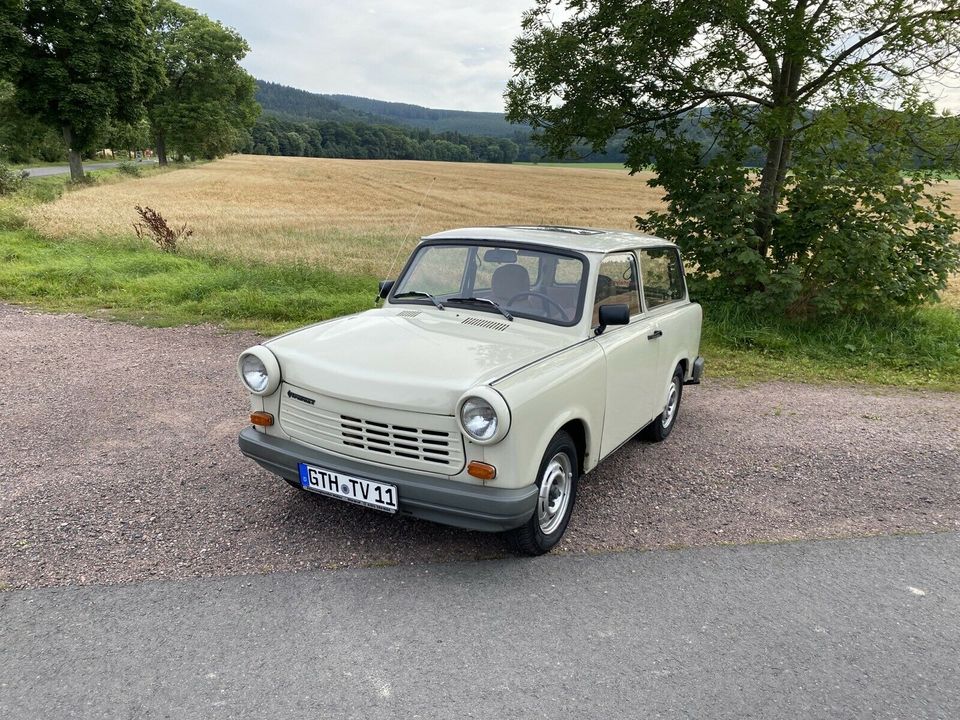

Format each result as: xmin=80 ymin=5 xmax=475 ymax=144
xmin=26 ymin=154 xmax=960 ymax=301
xmin=27 ymin=155 xmax=663 ymax=276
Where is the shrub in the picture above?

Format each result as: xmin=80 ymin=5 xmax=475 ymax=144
xmin=0 ymin=161 xmax=28 ymax=196
xmin=117 ymin=160 xmax=141 ymax=177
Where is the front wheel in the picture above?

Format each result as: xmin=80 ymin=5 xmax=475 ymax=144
xmin=643 ymin=365 xmax=684 ymax=442
xmin=511 ymin=431 xmax=579 ymax=556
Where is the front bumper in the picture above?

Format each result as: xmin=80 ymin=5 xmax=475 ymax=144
xmin=238 ymin=427 xmax=538 ymax=532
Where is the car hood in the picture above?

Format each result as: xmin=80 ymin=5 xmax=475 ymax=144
xmin=265 ymin=308 xmax=572 ymax=414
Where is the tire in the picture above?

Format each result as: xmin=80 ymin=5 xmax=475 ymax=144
xmin=511 ymin=430 xmax=579 ymax=556
xmin=643 ymin=365 xmax=684 ymax=442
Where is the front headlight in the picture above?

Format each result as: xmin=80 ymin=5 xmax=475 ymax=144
xmin=457 ymin=387 xmax=510 ymax=445
xmin=241 ymin=354 xmax=269 ymax=393
xmin=237 ymin=346 xmax=281 ymax=396
xmin=461 ymin=397 xmax=498 ymax=441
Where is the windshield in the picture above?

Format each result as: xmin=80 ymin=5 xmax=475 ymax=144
xmin=392 ymin=243 xmax=586 ymax=325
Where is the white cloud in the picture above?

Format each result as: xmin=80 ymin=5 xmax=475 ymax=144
xmin=185 ymin=1 xmax=960 ymax=114
xmin=184 ymin=0 xmax=531 ymax=112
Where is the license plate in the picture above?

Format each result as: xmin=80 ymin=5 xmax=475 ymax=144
xmin=298 ymin=462 xmax=398 ymax=514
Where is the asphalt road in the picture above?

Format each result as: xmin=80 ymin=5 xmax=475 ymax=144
xmin=21 ymin=160 xmax=157 ymax=177
xmin=2 ymin=532 xmax=957 ymax=719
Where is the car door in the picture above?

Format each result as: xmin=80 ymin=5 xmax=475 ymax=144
xmin=638 ymin=246 xmax=690 ymax=405
xmin=592 ymin=252 xmax=662 ymax=458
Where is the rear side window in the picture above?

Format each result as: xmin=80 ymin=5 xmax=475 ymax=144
xmin=639 ymin=247 xmax=686 ymax=309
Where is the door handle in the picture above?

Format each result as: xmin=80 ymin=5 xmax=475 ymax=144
xmin=647 ymin=330 xmax=663 ymax=340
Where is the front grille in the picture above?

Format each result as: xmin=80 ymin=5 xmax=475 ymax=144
xmin=339 ymin=416 xmax=455 ymax=465
xmin=279 ymin=384 xmax=465 ymax=474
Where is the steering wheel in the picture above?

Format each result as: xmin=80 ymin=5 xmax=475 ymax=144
xmin=506 ymin=291 xmax=570 ymax=322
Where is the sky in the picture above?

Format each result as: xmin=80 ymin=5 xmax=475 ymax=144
xmin=185 ymin=1 xmax=960 ymax=114
xmin=184 ymin=0 xmax=532 ymax=112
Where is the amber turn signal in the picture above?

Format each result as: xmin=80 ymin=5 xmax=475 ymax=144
xmin=467 ymin=461 xmax=497 ymax=481
xmin=250 ymin=411 xmax=274 ymax=427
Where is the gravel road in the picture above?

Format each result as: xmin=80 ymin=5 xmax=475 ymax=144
xmin=2 ymin=304 xmax=958 ymax=590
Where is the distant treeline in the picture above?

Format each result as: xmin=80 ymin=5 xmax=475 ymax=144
xmin=244 ymin=114 xmax=524 ymax=163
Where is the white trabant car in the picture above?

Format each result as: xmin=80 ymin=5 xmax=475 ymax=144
xmin=238 ymin=226 xmax=703 ymax=554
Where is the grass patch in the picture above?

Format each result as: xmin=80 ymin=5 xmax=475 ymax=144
xmin=516 ymin=161 xmax=632 ymax=171
xmin=2 ymin=230 xmax=956 ymax=389
xmin=702 ymin=301 xmax=960 ymax=390
xmin=0 ymin=230 xmax=376 ymax=334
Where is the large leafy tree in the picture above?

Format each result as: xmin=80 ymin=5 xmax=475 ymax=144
xmin=0 ymin=1 xmax=25 ymax=81
xmin=0 ymin=80 xmax=66 ymax=163
xmin=507 ymin=0 xmax=960 ymax=315
xmin=6 ymin=0 xmax=160 ymax=181
xmin=147 ymin=1 xmax=259 ymax=164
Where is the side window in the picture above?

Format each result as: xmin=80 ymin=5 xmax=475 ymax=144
xmin=639 ymin=247 xmax=686 ymax=309
xmin=592 ymin=253 xmax=641 ymax=326
xmin=554 ymin=257 xmax=582 ymax=285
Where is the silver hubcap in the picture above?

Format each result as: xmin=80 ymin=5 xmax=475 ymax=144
xmin=661 ymin=378 xmax=680 ymax=429
xmin=537 ymin=452 xmax=573 ymax=535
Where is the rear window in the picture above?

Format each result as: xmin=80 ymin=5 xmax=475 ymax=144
xmin=639 ymin=247 xmax=686 ymax=308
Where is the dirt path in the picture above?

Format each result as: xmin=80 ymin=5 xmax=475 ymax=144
xmin=2 ymin=304 xmax=958 ymax=589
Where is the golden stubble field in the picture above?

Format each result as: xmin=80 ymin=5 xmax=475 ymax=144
xmin=26 ymin=153 xmax=960 ymax=304
xmin=27 ymin=155 xmax=663 ymax=277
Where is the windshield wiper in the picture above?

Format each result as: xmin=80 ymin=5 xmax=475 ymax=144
xmin=393 ymin=290 xmax=444 ymax=310
xmin=447 ymin=297 xmax=513 ymax=321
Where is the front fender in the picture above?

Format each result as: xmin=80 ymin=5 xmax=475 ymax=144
xmin=479 ymin=341 xmax=606 ymax=487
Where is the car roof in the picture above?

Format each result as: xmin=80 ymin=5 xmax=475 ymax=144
xmin=420 ymin=225 xmax=676 ymax=254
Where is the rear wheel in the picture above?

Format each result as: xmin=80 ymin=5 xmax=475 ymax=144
xmin=511 ymin=431 xmax=579 ymax=556
xmin=643 ymin=365 xmax=684 ymax=442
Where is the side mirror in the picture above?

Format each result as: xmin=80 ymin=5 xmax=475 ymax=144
xmin=378 ymin=280 xmax=395 ymax=300
xmin=595 ymin=303 xmax=630 ymax=335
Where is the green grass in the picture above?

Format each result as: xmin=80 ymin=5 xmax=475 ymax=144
xmin=702 ymin=301 xmax=960 ymax=391
xmin=1 ymin=229 xmax=956 ymax=389
xmin=516 ymin=161 xmax=632 ymax=171
xmin=0 ymin=230 xmax=376 ymax=334
xmin=8 ymin=159 xmax=128 ymax=170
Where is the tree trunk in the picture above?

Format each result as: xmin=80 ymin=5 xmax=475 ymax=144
xmin=753 ymin=43 xmax=805 ymax=255
xmin=753 ymin=134 xmax=787 ymax=254
xmin=61 ymin=124 xmax=85 ymax=182
xmin=156 ymin=131 xmax=168 ymax=165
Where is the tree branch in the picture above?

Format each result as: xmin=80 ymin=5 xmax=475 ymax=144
xmin=796 ymin=8 xmax=960 ymax=101
xmin=732 ymin=19 xmax=781 ymax=85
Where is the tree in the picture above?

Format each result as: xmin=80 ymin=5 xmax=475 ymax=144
xmin=507 ymin=0 xmax=960 ymax=315
xmin=147 ymin=1 xmax=259 ymax=164
xmin=6 ymin=0 xmax=160 ymax=181
xmin=105 ymin=119 xmax=152 ymax=159
xmin=0 ymin=1 xmax=25 ymax=81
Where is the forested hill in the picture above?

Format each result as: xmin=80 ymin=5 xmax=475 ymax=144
xmin=329 ymin=95 xmax=523 ymax=136
xmin=251 ymin=79 xmax=632 ymax=163
xmin=254 ymin=81 xmax=372 ymax=124
xmin=255 ymin=80 xmax=525 ymax=137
